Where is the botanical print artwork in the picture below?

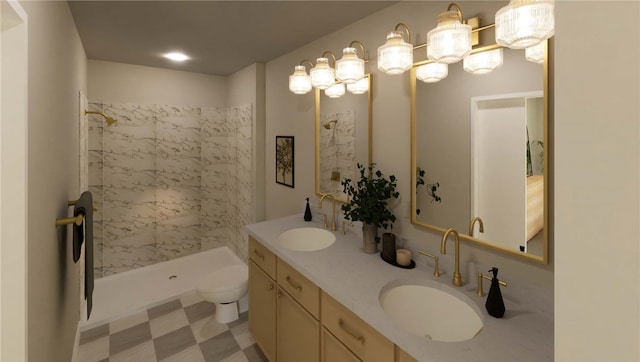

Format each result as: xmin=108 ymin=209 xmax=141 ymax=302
xmin=275 ymin=136 xmax=294 ymax=188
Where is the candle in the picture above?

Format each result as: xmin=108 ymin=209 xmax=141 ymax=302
xmin=396 ymin=249 xmax=411 ymax=266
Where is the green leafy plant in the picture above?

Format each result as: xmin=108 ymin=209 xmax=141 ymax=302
xmin=341 ymin=163 xmax=399 ymax=230
xmin=416 ymin=168 xmax=441 ymax=215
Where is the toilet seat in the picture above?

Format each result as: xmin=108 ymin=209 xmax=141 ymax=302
xmin=197 ymin=264 xmax=248 ymax=298
xmin=196 ymin=264 xmax=248 ymax=324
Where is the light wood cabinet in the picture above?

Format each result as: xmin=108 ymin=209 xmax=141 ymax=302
xmin=321 ymin=327 xmax=361 ymax=362
xmin=248 ymin=237 xmax=417 ymax=362
xmin=321 ymin=291 xmax=394 ymax=362
xmin=394 ymin=346 xmax=418 ymax=362
xmin=276 ymin=286 xmax=320 ymax=362
xmin=248 ymin=260 xmax=276 ymax=362
xmin=277 ymin=258 xmax=320 ymax=318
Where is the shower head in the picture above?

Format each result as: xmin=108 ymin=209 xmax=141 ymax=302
xmin=105 ymin=116 xmax=117 ymax=126
xmin=323 ymin=119 xmax=337 ymax=130
xmin=85 ymin=110 xmax=118 ymax=126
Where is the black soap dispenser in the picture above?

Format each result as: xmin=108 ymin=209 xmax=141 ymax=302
xmin=304 ymin=198 xmax=312 ymax=221
xmin=485 ymin=267 xmax=506 ymax=318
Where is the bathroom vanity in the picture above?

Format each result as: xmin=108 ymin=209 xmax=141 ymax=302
xmin=246 ymin=215 xmax=553 ymax=361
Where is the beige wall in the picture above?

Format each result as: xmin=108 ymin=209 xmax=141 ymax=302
xmin=265 ymin=1 xmax=639 ymax=360
xmin=19 ymin=1 xmax=88 ymax=361
xmin=228 ymin=63 xmax=267 ymax=222
xmin=555 ymin=2 xmax=639 ymax=360
xmin=88 ymin=59 xmax=228 ymax=106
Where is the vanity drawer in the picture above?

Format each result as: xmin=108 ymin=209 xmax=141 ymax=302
xmin=249 ymin=236 xmax=276 ymax=279
xmin=321 ymin=291 xmax=394 ymax=362
xmin=277 ymin=258 xmax=320 ymax=319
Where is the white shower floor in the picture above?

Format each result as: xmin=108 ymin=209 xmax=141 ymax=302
xmin=81 ymin=246 xmax=246 ymax=329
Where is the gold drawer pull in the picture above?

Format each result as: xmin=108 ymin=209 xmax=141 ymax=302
xmin=253 ymin=248 xmax=265 ymax=261
xmin=267 ymin=283 xmax=274 ymax=291
xmin=285 ymin=276 xmax=303 ymax=292
xmin=338 ymin=318 xmax=365 ymax=344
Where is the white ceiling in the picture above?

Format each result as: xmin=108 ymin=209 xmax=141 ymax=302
xmin=68 ymin=1 xmax=396 ymax=76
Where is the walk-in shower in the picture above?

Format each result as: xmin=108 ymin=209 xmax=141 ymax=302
xmin=87 ymin=101 xmax=254 ymax=280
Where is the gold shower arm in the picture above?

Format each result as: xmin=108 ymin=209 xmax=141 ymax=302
xmin=85 ymin=110 xmax=117 ymax=126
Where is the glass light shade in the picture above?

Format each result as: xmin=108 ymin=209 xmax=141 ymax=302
xmin=427 ymin=11 xmax=472 ymax=64
xmin=377 ymin=31 xmax=413 ymax=75
xmin=495 ymin=0 xmax=554 ymax=49
xmin=288 ymin=65 xmax=312 ymax=94
xmin=525 ymin=41 xmax=545 ymax=64
xmin=310 ymin=57 xmax=335 ymax=90
xmin=347 ymin=77 xmax=369 ymax=94
xmin=325 ymin=83 xmax=345 ymax=98
xmin=416 ymin=62 xmax=448 ymax=83
xmin=463 ymin=48 xmax=504 ymax=74
xmin=336 ymin=47 xmax=365 ymax=84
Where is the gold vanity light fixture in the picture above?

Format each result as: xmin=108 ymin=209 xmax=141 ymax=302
xmin=525 ymin=41 xmax=545 ymax=64
xmin=310 ymin=51 xmax=337 ymax=90
xmin=426 ymin=3 xmax=472 ymax=64
xmin=289 ymin=60 xmax=314 ymax=95
xmin=495 ymin=0 xmax=555 ymax=49
xmin=463 ymin=48 xmax=504 ymax=74
xmin=85 ymin=110 xmax=117 ymax=126
xmin=377 ymin=23 xmax=413 ymax=75
xmin=416 ymin=62 xmax=448 ymax=83
xmin=335 ymin=40 xmax=368 ymax=84
xmin=325 ymin=82 xmax=346 ymax=98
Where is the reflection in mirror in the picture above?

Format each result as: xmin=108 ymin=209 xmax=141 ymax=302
xmin=316 ymin=74 xmax=372 ymax=203
xmin=411 ymin=43 xmax=548 ymax=263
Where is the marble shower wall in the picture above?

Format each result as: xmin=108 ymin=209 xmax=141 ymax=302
xmin=319 ymin=111 xmax=356 ymax=196
xmin=88 ymin=102 xmax=253 ymax=279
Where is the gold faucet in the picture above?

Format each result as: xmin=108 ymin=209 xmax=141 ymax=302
xmin=441 ymin=228 xmax=463 ymax=287
xmin=342 ymin=220 xmax=354 ymax=235
xmin=319 ymin=194 xmax=337 ymax=231
xmin=468 ymin=216 xmax=484 ymax=236
xmin=418 ymin=250 xmax=440 ymax=277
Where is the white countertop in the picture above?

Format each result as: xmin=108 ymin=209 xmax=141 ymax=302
xmin=246 ymin=214 xmax=553 ymax=362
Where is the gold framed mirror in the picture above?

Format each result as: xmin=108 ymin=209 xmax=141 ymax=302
xmin=410 ymin=42 xmax=549 ymax=264
xmin=315 ymin=74 xmax=373 ymax=203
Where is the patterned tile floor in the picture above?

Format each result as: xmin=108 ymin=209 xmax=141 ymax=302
xmin=77 ymin=292 xmax=267 ymax=362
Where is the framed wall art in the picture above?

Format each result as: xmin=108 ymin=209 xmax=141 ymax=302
xmin=275 ymin=136 xmax=294 ymax=188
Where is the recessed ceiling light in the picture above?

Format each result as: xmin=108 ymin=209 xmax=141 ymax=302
xmin=164 ymin=52 xmax=189 ymax=62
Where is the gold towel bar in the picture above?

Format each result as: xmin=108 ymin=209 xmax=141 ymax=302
xmin=55 ymin=214 xmax=84 ymax=226
xmin=68 ymin=200 xmax=98 ymax=212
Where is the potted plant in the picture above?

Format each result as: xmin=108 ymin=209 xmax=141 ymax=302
xmin=341 ymin=163 xmax=399 ymax=254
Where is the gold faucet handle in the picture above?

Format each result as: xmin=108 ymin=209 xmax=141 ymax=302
xmin=342 ymin=220 xmax=354 ymax=235
xmin=418 ymin=250 xmax=440 ymax=277
xmin=476 ymin=273 xmax=508 ymax=297
xmin=318 ymin=212 xmax=328 ymax=228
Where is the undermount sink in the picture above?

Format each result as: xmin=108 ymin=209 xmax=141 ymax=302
xmin=275 ymin=227 xmax=336 ymax=251
xmin=379 ymin=281 xmax=483 ymax=342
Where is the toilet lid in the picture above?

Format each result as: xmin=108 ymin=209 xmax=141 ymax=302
xmin=197 ymin=264 xmax=248 ymax=293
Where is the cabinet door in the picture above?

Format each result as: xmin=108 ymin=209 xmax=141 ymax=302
xmin=277 ymin=287 xmax=320 ymax=362
xmin=249 ymin=260 xmax=276 ymax=362
xmin=322 ymin=327 xmax=361 ymax=362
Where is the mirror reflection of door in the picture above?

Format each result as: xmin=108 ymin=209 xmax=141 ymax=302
xmin=412 ymin=43 xmax=548 ymax=262
xmin=470 ymin=93 xmax=543 ymax=252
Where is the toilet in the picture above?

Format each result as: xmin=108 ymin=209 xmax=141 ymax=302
xmin=196 ymin=264 xmax=248 ymax=324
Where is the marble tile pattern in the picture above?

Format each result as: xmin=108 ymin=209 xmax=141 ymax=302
xmin=319 ymin=111 xmax=356 ymax=196
xmin=89 ymin=102 xmax=254 ymax=278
